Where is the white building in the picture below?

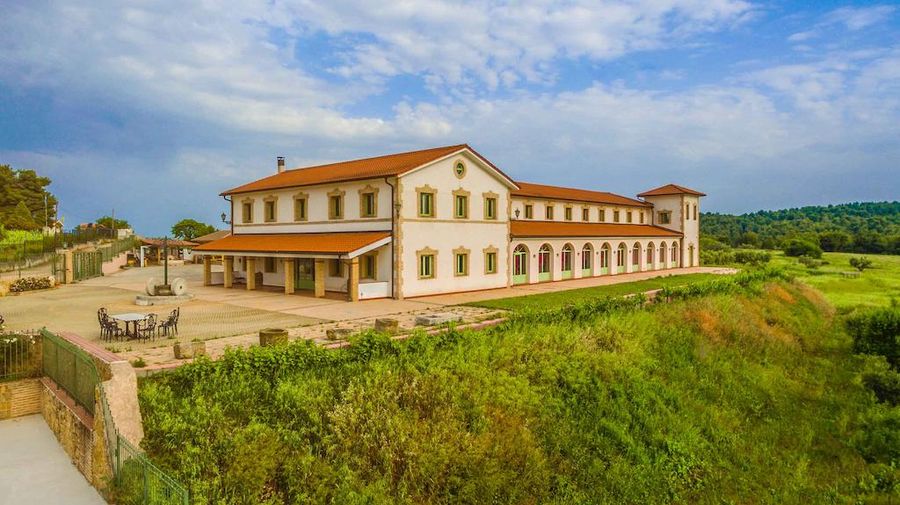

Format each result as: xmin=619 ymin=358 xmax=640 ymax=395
xmin=194 ymin=145 xmax=704 ymax=301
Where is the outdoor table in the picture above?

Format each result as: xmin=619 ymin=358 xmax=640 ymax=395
xmin=111 ymin=312 xmax=147 ymax=340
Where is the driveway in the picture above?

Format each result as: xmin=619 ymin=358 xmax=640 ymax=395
xmin=0 ymin=415 xmax=105 ymax=505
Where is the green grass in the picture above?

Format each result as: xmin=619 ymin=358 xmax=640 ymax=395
xmin=466 ymin=273 xmax=720 ymax=311
xmin=767 ymin=251 xmax=900 ymax=309
xmin=138 ymin=280 xmax=899 ymax=504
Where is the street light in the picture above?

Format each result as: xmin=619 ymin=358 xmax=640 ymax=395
xmin=221 ymin=212 xmax=231 ymax=225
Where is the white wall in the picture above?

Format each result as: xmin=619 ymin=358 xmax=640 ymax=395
xmin=232 ymin=178 xmax=393 ymax=234
xmin=510 ymin=198 xmax=649 ymax=224
xmin=641 ymin=193 xmax=700 ymax=267
xmin=398 ymin=152 xmax=511 ymax=297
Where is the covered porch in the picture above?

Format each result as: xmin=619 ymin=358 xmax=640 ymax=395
xmin=192 ymin=232 xmax=393 ymax=302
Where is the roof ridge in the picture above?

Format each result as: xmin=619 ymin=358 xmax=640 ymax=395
xmin=283 ymin=144 xmax=468 ymax=173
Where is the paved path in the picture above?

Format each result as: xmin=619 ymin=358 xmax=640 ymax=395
xmin=0 ymin=415 xmax=105 ymax=505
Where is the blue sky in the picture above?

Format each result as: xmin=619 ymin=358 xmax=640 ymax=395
xmin=1 ymin=0 xmax=898 ymax=236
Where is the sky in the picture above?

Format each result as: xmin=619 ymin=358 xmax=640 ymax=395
xmin=1 ymin=0 xmax=898 ymax=236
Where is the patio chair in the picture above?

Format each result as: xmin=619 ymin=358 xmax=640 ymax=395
xmin=98 ymin=308 xmax=110 ymax=340
xmin=103 ymin=316 xmax=124 ymax=341
xmin=158 ymin=308 xmax=179 ymax=337
xmin=138 ymin=314 xmax=158 ymax=341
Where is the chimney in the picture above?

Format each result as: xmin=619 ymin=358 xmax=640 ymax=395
xmin=277 ymin=156 xmax=285 ymax=173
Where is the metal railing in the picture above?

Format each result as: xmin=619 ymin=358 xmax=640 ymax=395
xmin=41 ymin=329 xmax=100 ymax=415
xmin=100 ymin=385 xmax=190 ymax=505
xmin=0 ymin=332 xmax=41 ymax=382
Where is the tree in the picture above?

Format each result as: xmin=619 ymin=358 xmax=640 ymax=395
xmin=738 ymin=231 xmax=760 ymax=247
xmin=96 ymin=216 xmax=130 ymax=230
xmin=4 ymin=201 xmax=39 ymax=230
xmin=849 ymin=257 xmax=873 ymax=272
xmin=171 ymin=219 xmax=216 ymax=240
xmin=783 ymin=238 xmax=823 ymax=258
xmin=818 ymin=231 xmax=852 ymax=252
xmin=0 ymin=165 xmax=57 ymax=227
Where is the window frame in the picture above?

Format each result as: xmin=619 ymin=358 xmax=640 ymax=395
xmin=613 ymin=210 xmax=620 ymax=223
xmin=564 ymin=206 xmax=573 ymax=221
xmin=524 ymin=203 xmax=533 ymax=219
xmin=360 ymin=253 xmax=377 ymax=280
xmin=329 ymin=259 xmax=343 ymax=277
xmin=293 ymin=192 xmax=309 ymax=222
xmin=657 ymin=211 xmax=671 ymax=225
xmin=416 ymin=185 xmax=437 ymax=218
xmin=263 ymin=196 xmax=278 ymax=223
xmin=241 ymin=198 xmax=254 ymax=224
xmin=264 ymin=257 xmax=276 ymax=273
xmin=453 ymin=247 xmax=470 ymax=277
xmin=484 ymin=246 xmax=498 ymax=275
xmin=417 ymin=247 xmax=437 ymax=279
xmin=358 ymin=185 xmax=379 ymax=219
xmin=545 ymin=204 xmax=554 ymax=220
xmin=328 ymin=188 xmax=346 ymax=220
xmin=483 ymin=192 xmax=499 ymax=220
xmin=453 ymin=188 xmax=470 ymax=219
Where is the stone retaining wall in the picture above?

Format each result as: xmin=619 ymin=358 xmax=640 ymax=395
xmin=0 ymin=378 xmax=42 ymax=419
xmin=40 ymin=377 xmax=96 ymax=484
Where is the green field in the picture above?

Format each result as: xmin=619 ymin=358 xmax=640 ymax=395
xmin=467 ymin=273 xmax=720 ymax=311
xmin=770 ymin=251 xmax=900 ymax=309
xmin=138 ymin=277 xmax=899 ymax=504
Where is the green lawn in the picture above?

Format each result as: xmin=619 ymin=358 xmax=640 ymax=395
xmin=769 ymin=251 xmax=900 ymax=309
xmin=466 ymin=273 xmax=720 ymax=311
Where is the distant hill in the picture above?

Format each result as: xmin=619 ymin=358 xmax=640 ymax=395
xmin=701 ymin=201 xmax=900 ymax=254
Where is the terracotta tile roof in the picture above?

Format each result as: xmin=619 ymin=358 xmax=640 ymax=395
xmin=512 ymin=182 xmax=652 ymax=207
xmin=192 ymin=231 xmax=391 ymax=255
xmin=510 ymin=220 xmax=681 ymax=238
xmin=192 ymin=230 xmax=230 ymax=243
xmin=637 ymin=183 xmax=706 ymax=197
xmin=222 ymin=144 xmax=516 ymax=195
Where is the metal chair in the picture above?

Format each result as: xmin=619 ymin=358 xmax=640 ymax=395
xmin=103 ymin=316 xmax=124 ymax=341
xmin=158 ymin=308 xmax=179 ymax=337
xmin=138 ymin=314 xmax=158 ymax=341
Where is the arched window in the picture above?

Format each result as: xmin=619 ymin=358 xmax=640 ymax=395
xmin=646 ymin=242 xmax=654 ymax=265
xmin=659 ymin=242 xmax=667 ymax=266
xmin=513 ymin=244 xmax=528 ymax=282
xmin=600 ymin=243 xmax=611 ymax=271
xmin=581 ymin=243 xmax=593 ymax=271
xmin=617 ymin=243 xmax=627 ymax=267
xmin=538 ymin=244 xmax=552 ymax=274
xmin=561 ymin=244 xmax=573 ymax=271
xmin=671 ymin=242 xmax=679 ymax=263
xmin=632 ymin=244 xmax=641 ymax=266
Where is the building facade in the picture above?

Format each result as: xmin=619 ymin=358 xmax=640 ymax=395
xmin=193 ymin=145 xmax=704 ymax=300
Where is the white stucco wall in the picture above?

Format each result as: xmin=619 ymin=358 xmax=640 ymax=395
xmin=641 ymin=193 xmax=700 ymax=267
xmin=397 ymin=151 xmax=512 ymax=298
xmin=231 ymin=178 xmax=393 ymax=234
xmin=510 ymin=198 xmax=649 ymax=224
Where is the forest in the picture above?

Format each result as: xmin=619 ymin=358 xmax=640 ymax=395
xmin=701 ymin=201 xmax=900 ymax=254
xmin=0 ymin=164 xmax=57 ymax=232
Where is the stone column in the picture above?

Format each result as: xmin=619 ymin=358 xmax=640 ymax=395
xmin=64 ymin=250 xmax=74 ymax=284
xmin=314 ymin=258 xmax=326 ymax=298
xmin=284 ymin=259 xmax=294 ymax=295
xmin=202 ymin=256 xmax=212 ymax=286
xmin=246 ymin=257 xmax=257 ymax=290
xmin=348 ymin=258 xmax=360 ymax=302
xmin=223 ymin=256 xmax=234 ymax=288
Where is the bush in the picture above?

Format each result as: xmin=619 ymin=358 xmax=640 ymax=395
xmin=783 ymin=239 xmax=823 ymax=259
xmin=863 ymin=369 xmax=900 ymax=406
xmin=733 ymin=250 xmax=771 ymax=266
xmin=700 ymin=249 xmax=734 ymax=265
xmin=700 ymin=236 xmax=730 ymax=251
xmin=850 ymin=256 xmax=873 ymax=272
xmin=9 ymin=276 xmax=53 ymax=293
xmin=847 ymin=307 xmax=900 ymax=369
xmin=797 ymin=256 xmax=825 ymax=270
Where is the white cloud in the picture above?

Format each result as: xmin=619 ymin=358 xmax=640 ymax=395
xmin=788 ymin=4 xmax=896 ymax=43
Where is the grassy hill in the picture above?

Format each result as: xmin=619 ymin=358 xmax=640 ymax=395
xmin=136 ymin=273 xmax=899 ymax=504
xmin=702 ymin=201 xmax=900 ymax=254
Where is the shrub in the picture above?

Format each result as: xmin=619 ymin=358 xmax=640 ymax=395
xmin=700 ymin=236 xmax=730 ymax=251
xmin=700 ymin=249 xmax=734 ymax=265
xmin=733 ymin=250 xmax=771 ymax=266
xmin=131 ymin=357 xmax=147 ymax=368
xmin=783 ymin=239 xmax=823 ymax=259
xmin=9 ymin=276 xmax=53 ymax=293
xmin=797 ymin=256 xmax=825 ymax=270
xmin=850 ymin=256 xmax=873 ymax=272
xmin=846 ymin=307 xmax=900 ymax=369
xmin=862 ymin=369 xmax=900 ymax=406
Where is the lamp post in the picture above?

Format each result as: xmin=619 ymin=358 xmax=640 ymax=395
xmin=163 ymin=236 xmax=169 ymax=286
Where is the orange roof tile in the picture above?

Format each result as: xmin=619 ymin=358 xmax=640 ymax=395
xmin=510 ymin=220 xmax=681 ymax=238
xmin=140 ymin=237 xmax=198 ymax=247
xmin=512 ymin=182 xmax=652 ymax=207
xmin=193 ymin=231 xmax=390 ymax=255
xmin=223 ymin=144 xmax=516 ymax=195
xmin=637 ymin=183 xmax=706 ymax=197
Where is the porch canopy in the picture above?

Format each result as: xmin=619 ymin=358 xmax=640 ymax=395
xmin=192 ymin=231 xmax=391 ymax=300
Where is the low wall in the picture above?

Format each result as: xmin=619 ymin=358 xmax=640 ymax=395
xmin=0 ymin=378 xmax=42 ymax=419
xmin=40 ymin=377 xmax=98 ymax=484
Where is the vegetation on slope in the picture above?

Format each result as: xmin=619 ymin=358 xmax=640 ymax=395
xmin=138 ymin=273 xmax=899 ymax=504
xmin=701 ymin=201 xmax=900 ymax=254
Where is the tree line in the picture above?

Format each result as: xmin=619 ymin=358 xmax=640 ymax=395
xmin=0 ymin=164 xmax=57 ymax=231
xmin=701 ymin=201 xmax=900 ymax=254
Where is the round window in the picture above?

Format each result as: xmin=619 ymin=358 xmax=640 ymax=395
xmin=454 ymin=161 xmax=466 ymax=178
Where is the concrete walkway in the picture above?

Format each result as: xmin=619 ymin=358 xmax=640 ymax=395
xmin=0 ymin=415 xmax=105 ymax=505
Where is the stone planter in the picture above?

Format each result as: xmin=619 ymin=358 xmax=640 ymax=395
xmin=191 ymin=341 xmax=207 ymax=358
xmin=259 ymin=328 xmax=289 ymax=347
xmin=325 ymin=328 xmax=353 ymax=341
xmin=174 ymin=340 xmax=207 ymax=359
xmin=374 ymin=318 xmax=399 ymax=334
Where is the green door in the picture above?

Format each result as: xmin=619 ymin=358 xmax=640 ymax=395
xmin=295 ymin=259 xmax=315 ymax=290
